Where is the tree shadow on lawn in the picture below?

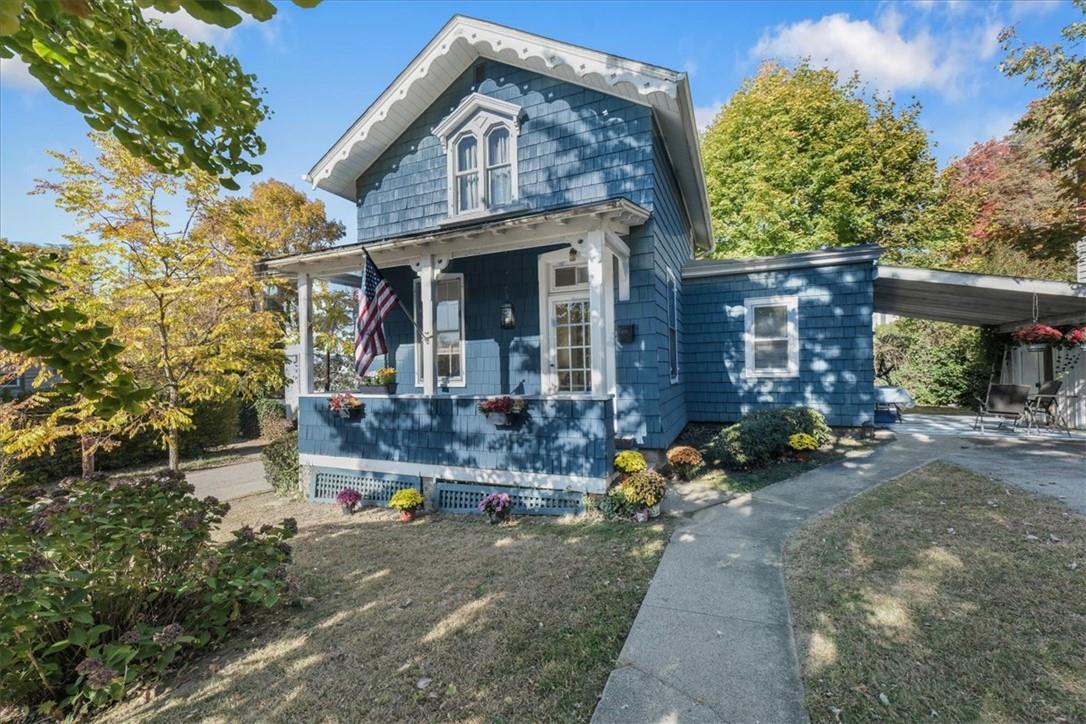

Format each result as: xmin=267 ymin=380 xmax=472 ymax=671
xmin=786 ymin=462 xmax=1086 ymax=723
xmin=102 ymin=495 xmax=670 ymax=723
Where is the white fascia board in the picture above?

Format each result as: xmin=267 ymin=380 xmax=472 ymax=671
xmin=299 ymin=453 xmax=609 ymax=494
xmin=880 ymin=265 xmax=1086 ymax=298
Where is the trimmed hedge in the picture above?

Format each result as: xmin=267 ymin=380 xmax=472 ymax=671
xmin=253 ymin=398 xmax=290 ymax=441
xmin=262 ymin=432 xmax=300 ymax=499
xmin=705 ymin=407 xmax=832 ymax=470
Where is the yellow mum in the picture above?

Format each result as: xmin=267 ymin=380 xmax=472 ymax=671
xmin=788 ymin=433 xmax=818 ymax=451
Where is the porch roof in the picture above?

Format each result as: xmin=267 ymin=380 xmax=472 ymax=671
xmin=255 ymin=197 xmax=650 ymax=277
xmin=303 ymin=15 xmax=712 ymax=250
xmin=874 ymin=265 xmax=1086 ymax=330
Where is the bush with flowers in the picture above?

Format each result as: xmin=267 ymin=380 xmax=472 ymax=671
xmin=666 ymin=446 xmax=703 ymax=480
xmin=478 ymin=492 xmax=513 ymax=523
xmin=613 ymin=450 xmax=648 ymax=474
xmin=335 ymin=488 xmax=363 ymax=514
xmin=0 ymin=471 xmax=296 ymax=717
xmin=620 ymin=470 xmax=667 ymax=509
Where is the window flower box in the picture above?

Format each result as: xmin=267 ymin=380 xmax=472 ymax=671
xmin=328 ymin=392 xmax=364 ymax=419
xmin=477 ymin=396 xmax=526 ymax=426
xmin=356 ymin=368 xmax=397 ymax=394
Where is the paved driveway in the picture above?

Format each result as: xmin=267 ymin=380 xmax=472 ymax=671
xmin=187 ymin=459 xmax=271 ymax=501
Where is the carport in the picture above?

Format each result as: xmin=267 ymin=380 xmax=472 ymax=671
xmin=874 ymin=265 xmax=1086 ymax=430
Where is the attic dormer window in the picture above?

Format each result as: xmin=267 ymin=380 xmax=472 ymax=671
xmin=434 ymin=92 xmax=521 ymax=219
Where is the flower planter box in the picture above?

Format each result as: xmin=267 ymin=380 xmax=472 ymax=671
xmin=356 ymin=383 xmax=397 ymax=395
xmin=333 ymin=406 xmax=363 ymax=420
xmin=485 ymin=411 xmax=521 ymax=426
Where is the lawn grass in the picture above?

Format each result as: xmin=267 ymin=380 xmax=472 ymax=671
xmin=786 ymin=462 xmax=1086 ymax=723
xmin=102 ymin=494 xmax=671 ymax=723
xmin=683 ymin=433 xmax=877 ymax=494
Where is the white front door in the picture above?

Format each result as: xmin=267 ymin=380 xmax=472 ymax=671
xmin=549 ymin=297 xmax=591 ymax=393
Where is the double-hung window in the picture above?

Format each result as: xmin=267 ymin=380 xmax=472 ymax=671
xmin=744 ymin=296 xmax=799 ymax=378
xmin=485 ymin=127 xmax=512 ymax=207
xmin=414 ymin=275 xmax=465 ymax=386
xmin=666 ymin=268 xmax=679 ymax=382
xmin=455 ymin=137 xmax=480 ymax=214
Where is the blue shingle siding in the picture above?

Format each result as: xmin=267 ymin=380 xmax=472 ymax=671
xmin=297 ymin=395 xmax=615 ymax=479
xmin=681 ymin=262 xmax=875 ymax=427
xmin=355 ymin=61 xmax=654 ymax=241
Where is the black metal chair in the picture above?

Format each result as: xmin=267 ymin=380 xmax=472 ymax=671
xmin=1025 ymin=380 xmax=1069 ymax=436
xmin=974 ymin=383 xmax=1031 ymax=433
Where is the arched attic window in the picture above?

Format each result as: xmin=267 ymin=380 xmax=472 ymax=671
xmin=434 ymin=92 xmax=521 ymax=218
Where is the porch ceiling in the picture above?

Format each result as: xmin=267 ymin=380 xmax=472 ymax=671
xmin=875 ymin=265 xmax=1086 ymax=329
xmin=255 ymin=197 xmax=649 ymax=277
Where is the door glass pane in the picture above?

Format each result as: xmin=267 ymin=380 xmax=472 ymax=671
xmin=754 ymin=340 xmax=789 ymax=370
xmin=753 ymin=305 xmax=787 ymax=337
xmin=553 ymin=299 xmax=591 ymax=393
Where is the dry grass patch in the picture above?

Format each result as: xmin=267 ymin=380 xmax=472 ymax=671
xmin=786 ymin=462 xmax=1086 ymax=723
xmin=102 ymin=494 xmax=670 ymax=723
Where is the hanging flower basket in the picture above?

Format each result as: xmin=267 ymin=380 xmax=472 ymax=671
xmin=328 ymin=392 xmax=364 ymax=419
xmin=1011 ymin=323 xmax=1064 ymax=349
xmin=477 ymin=396 xmax=527 ymax=426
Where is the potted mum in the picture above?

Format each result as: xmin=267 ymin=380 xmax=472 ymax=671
xmin=477 ymin=396 xmax=526 ymax=426
xmin=620 ymin=469 xmax=667 ymax=521
xmin=666 ymin=445 xmax=703 ymax=480
xmin=357 ymin=367 xmax=397 ymax=394
xmin=788 ymin=433 xmax=818 ymax=461
xmin=478 ymin=492 xmax=513 ymax=524
xmin=388 ymin=487 xmax=424 ymax=522
xmin=328 ymin=392 xmax=364 ymax=419
xmin=613 ymin=450 xmax=647 ymax=476
xmin=335 ymin=488 xmax=363 ymax=515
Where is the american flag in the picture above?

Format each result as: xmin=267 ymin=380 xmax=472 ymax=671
xmin=353 ymin=251 xmax=398 ymax=377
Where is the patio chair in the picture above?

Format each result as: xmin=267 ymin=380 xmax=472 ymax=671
xmin=1025 ymin=380 xmax=1069 ymax=436
xmin=973 ymin=384 xmax=1031 ymax=433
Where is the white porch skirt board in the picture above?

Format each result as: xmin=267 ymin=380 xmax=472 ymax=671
xmin=298 ymin=453 xmax=610 ymax=494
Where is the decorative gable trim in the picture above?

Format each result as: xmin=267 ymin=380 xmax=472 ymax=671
xmin=433 ymin=92 xmax=521 ymax=149
xmin=304 ymin=15 xmax=713 ymax=249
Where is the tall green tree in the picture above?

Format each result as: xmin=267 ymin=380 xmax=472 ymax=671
xmin=701 ymin=62 xmax=947 ymax=262
xmin=1001 ymin=0 xmax=1086 ymax=218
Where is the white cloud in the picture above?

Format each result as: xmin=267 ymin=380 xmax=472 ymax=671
xmin=753 ymin=12 xmax=963 ymax=96
xmin=0 ymin=56 xmax=38 ymax=91
xmin=694 ymin=101 xmax=724 ymax=131
xmin=1010 ymin=0 xmax=1061 ymax=18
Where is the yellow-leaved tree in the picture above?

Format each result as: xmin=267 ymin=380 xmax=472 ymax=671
xmin=33 ymin=133 xmax=284 ymax=470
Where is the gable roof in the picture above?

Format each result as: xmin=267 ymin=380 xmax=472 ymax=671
xmin=304 ymin=15 xmax=712 ymax=250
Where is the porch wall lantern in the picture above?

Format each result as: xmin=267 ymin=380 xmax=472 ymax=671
xmin=500 ymin=301 xmax=516 ymax=329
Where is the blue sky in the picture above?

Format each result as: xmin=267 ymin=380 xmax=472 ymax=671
xmin=0 ymin=0 xmax=1077 ymax=246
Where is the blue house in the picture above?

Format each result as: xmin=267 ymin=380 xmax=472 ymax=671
xmin=260 ymin=16 xmax=878 ymax=509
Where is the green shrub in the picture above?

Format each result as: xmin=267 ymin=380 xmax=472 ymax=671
xmin=875 ymin=319 xmax=995 ymax=406
xmin=181 ymin=397 xmax=242 ymax=456
xmin=705 ymin=407 xmax=831 ymax=470
xmin=262 ymin=432 xmax=300 ymax=499
xmin=254 ymin=398 xmax=291 ymax=441
xmin=0 ymin=472 xmax=296 ymax=716
xmin=613 ymin=450 xmax=647 ymax=474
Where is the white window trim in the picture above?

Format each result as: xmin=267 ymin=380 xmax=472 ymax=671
xmin=743 ymin=295 xmax=799 ymax=379
xmin=413 ymin=273 xmax=467 ymax=388
xmin=434 ymin=93 xmax=520 ymax=219
xmin=666 ymin=267 xmax=680 ymax=383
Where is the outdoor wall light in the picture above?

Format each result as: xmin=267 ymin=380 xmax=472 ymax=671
xmin=500 ymin=301 xmax=516 ymax=329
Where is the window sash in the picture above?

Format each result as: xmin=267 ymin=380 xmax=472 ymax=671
xmin=414 ymin=276 xmax=465 ymax=385
xmin=744 ymin=297 xmax=798 ymax=377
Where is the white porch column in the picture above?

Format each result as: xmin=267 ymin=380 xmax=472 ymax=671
xmin=415 ymin=256 xmax=437 ymax=395
xmin=296 ymin=271 xmax=314 ymax=395
xmin=585 ymin=229 xmax=608 ymax=396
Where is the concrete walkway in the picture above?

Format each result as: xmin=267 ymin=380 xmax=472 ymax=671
xmin=592 ymin=436 xmax=958 ymax=724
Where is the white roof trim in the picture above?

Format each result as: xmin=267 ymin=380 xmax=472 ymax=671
xmin=304 ymin=15 xmax=712 ymax=249
xmin=432 ymin=92 xmax=521 ymax=143
xmin=879 ymin=265 xmax=1086 ymax=298
xmin=683 ymin=245 xmax=882 ymax=279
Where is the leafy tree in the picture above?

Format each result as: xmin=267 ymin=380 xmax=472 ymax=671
xmin=208 ymin=180 xmax=345 ymax=335
xmin=874 ymin=319 xmax=995 ymax=407
xmin=1001 ymin=0 xmax=1086 ymax=214
xmin=312 ymin=283 xmax=355 ymax=392
xmin=34 ymin=133 xmax=284 ymax=470
xmin=942 ymin=131 xmax=1082 ymax=280
xmin=701 ymin=62 xmax=946 ymax=262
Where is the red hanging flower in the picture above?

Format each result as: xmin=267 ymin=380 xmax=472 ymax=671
xmin=1011 ymin=324 xmax=1064 ymax=345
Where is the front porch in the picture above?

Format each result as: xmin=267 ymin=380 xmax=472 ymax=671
xmin=258 ymin=199 xmax=650 ymax=500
